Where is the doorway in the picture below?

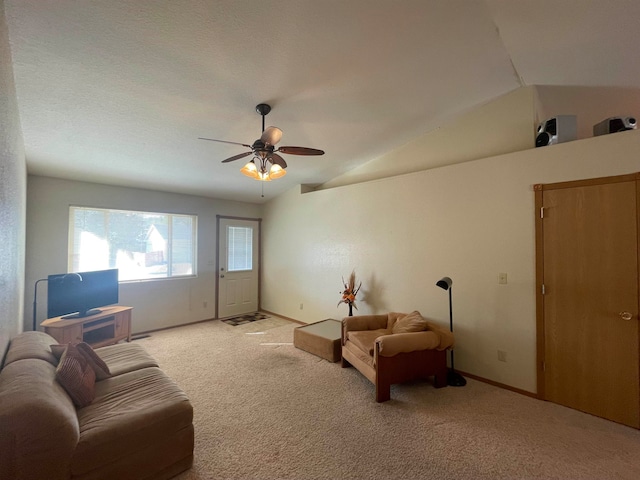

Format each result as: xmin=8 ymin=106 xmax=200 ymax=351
xmin=535 ymin=173 xmax=640 ymax=427
xmin=216 ymin=216 xmax=261 ymax=319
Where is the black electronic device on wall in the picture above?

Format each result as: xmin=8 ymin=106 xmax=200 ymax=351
xmin=535 ymin=115 xmax=577 ymax=147
xmin=593 ymin=116 xmax=637 ymax=136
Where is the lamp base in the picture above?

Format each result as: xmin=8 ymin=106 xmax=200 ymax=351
xmin=447 ymin=370 xmax=467 ymax=387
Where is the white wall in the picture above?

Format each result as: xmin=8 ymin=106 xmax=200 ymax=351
xmin=0 ymin=0 xmax=26 ymax=358
xmin=322 ymin=87 xmax=535 ymax=188
xmin=26 ymin=176 xmax=261 ymax=334
xmin=262 ymin=130 xmax=640 ymax=393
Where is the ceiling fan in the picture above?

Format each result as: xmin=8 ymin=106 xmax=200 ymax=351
xmin=199 ymin=103 xmax=324 ymax=181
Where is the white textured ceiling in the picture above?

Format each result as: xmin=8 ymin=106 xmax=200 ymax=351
xmin=5 ymin=0 xmax=640 ymax=203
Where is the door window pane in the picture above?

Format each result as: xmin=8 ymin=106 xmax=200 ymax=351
xmin=227 ymin=226 xmax=252 ymax=271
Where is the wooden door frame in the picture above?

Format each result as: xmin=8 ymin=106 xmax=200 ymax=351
xmin=215 ymin=215 xmax=262 ymax=319
xmin=534 ymin=172 xmax=640 ymax=399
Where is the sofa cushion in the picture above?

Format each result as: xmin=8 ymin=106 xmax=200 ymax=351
xmin=347 ymin=329 xmax=389 ymax=356
xmin=56 ymin=343 xmax=96 ymax=408
xmin=392 ymin=310 xmax=428 ymax=334
xmin=72 ymin=367 xmax=193 ymax=477
xmin=3 ymin=331 xmax=58 ymax=367
xmin=95 ymin=342 xmax=159 ymax=376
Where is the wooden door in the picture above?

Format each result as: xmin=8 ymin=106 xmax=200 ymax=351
xmin=216 ymin=216 xmax=261 ymax=319
xmin=535 ymin=173 xmax=640 ymax=428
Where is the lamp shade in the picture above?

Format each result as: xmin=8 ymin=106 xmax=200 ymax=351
xmin=268 ymin=164 xmax=286 ymax=179
xmin=240 ymin=161 xmax=259 ymax=179
xmin=436 ymin=276 xmax=452 ymax=290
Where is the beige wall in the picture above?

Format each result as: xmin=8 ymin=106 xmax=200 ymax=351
xmin=262 ymin=130 xmax=640 ymax=393
xmin=26 ymin=176 xmax=261 ymax=334
xmin=322 ymin=87 xmax=535 ymax=188
xmin=0 ymin=0 xmax=26 ymax=359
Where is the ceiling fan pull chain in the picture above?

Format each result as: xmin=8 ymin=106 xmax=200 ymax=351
xmin=261 ymin=181 xmax=264 ymax=198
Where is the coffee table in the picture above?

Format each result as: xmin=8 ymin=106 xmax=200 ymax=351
xmin=293 ymin=319 xmax=342 ymax=362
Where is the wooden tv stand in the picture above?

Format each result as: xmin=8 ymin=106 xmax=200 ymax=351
xmin=41 ymin=306 xmax=132 ymax=348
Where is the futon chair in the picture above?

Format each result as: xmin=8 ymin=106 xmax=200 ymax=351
xmin=341 ymin=311 xmax=454 ymax=402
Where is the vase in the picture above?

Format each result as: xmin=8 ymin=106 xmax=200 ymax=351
xmin=348 ymin=303 xmax=353 ymax=316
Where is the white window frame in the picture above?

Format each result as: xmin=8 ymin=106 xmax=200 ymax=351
xmin=69 ymin=206 xmax=197 ymax=281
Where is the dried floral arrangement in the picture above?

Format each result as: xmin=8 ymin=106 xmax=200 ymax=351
xmin=338 ymin=270 xmax=362 ymax=315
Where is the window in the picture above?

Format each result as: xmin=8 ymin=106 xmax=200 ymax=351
xmin=227 ymin=226 xmax=253 ymax=271
xmin=69 ymin=207 xmax=197 ymax=281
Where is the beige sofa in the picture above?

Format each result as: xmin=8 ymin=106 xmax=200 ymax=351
xmin=341 ymin=312 xmax=454 ymax=402
xmin=0 ymin=331 xmax=194 ymax=480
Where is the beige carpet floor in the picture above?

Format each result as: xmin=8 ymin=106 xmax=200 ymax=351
xmin=136 ymin=317 xmax=640 ymax=480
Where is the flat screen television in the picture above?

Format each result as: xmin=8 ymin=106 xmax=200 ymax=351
xmin=47 ymin=268 xmax=119 ymax=319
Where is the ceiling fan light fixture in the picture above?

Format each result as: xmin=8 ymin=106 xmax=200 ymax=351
xmin=201 ymin=103 xmax=323 ymax=187
xmin=240 ymin=160 xmax=259 ymax=179
xmin=268 ymin=163 xmax=286 ymax=180
xmin=241 ymin=158 xmax=286 ymax=182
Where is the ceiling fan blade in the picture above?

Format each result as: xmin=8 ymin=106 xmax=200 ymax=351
xmin=271 ymin=153 xmax=287 ymax=169
xmin=221 ymin=151 xmax=253 ymax=163
xmin=198 ymin=137 xmax=252 ymax=148
xmin=261 ymin=126 xmax=283 ymax=146
xmin=277 ymin=146 xmax=325 ymax=156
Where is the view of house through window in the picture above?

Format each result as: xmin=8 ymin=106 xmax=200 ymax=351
xmin=69 ymin=207 xmax=197 ymax=281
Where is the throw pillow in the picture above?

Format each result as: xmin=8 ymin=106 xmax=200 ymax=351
xmin=76 ymin=342 xmax=112 ymax=381
xmin=55 ymin=343 xmax=96 ymax=408
xmin=392 ymin=310 xmax=428 ymax=334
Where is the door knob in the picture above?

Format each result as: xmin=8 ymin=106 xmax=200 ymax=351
xmin=220 ymin=274 xmax=225 ymax=278
xmin=619 ymin=311 xmax=633 ymax=321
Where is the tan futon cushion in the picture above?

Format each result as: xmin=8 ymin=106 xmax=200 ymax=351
xmin=94 ymin=342 xmax=159 ymax=376
xmin=72 ymin=367 xmax=193 ymax=477
xmin=392 ymin=310 xmax=428 ymax=333
xmin=347 ymin=329 xmax=389 ymax=355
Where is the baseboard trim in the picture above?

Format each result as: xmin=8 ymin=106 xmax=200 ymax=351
xmin=260 ymin=309 xmax=306 ymax=325
xmin=457 ymin=370 xmax=540 ymax=399
xmin=135 ymin=316 xmax=217 ymax=336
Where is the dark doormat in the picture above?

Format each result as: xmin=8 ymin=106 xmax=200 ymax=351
xmin=222 ymin=312 xmax=270 ymax=326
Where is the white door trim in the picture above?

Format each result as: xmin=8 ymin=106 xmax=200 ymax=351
xmin=215 ymin=215 xmax=262 ymax=319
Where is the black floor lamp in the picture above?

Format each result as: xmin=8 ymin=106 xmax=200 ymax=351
xmin=436 ymin=276 xmax=466 ymax=387
xmin=32 ymin=277 xmax=49 ymax=331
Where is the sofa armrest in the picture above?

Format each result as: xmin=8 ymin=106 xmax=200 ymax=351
xmin=0 ymin=360 xmax=80 ymax=480
xmin=376 ymin=331 xmax=441 ymax=357
xmin=342 ymin=315 xmax=388 ymax=345
xmin=424 ymin=322 xmax=455 ymax=350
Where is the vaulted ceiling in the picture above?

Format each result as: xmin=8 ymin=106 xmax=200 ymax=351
xmin=5 ymin=0 xmax=640 ymax=203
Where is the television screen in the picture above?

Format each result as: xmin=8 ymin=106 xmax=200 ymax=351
xmin=47 ymin=269 xmax=119 ymax=318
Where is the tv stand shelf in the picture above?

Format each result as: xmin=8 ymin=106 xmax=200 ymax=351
xmin=41 ymin=306 xmax=132 ymax=348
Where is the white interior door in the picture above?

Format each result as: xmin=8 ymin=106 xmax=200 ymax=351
xmin=217 ymin=217 xmax=260 ymax=318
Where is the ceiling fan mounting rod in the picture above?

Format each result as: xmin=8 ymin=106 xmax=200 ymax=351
xmin=256 ymin=103 xmax=271 ymax=133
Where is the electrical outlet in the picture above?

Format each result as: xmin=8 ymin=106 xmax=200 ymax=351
xmin=299 ymin=303 xmax=304 ymax=310
xmin=498 ymin=350 xmax=507 ymax=362
xmin=203 ymin=301 xmax=208 ymax=308
xmin=498 ymin=273 xmax=508 ymax=285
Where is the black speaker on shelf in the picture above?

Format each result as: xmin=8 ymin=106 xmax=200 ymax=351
xmin=593 ymin=116 xmax=637 ymax=136
xmin=535 ymin=115 xmax=577 ymax=147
